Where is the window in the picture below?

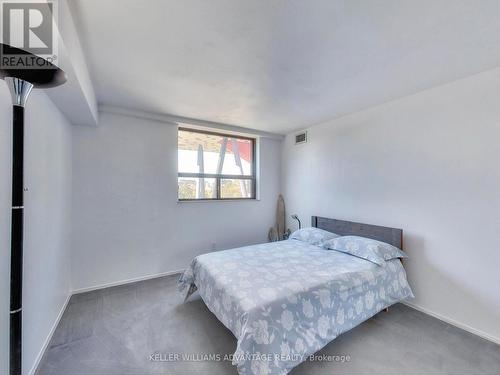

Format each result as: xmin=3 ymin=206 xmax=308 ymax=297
xmin=178 ymin=127 xmax=256 ymax=200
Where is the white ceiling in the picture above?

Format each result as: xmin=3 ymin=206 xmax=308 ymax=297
xmin=71 ymin=0 xmax=500 ymax=134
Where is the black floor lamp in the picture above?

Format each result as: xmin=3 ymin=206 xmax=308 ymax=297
xmin=0 ymin=43 xmax=66 ymax=375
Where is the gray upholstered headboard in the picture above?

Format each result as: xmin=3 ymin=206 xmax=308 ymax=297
xmin=311 ymin=216 xmax=403 ymax=249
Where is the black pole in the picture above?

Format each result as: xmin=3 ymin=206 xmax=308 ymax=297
xmin=1 ymin=42 xmax=66 ymax=375
xmin=10 ymin=105 xmax=24 ymax=375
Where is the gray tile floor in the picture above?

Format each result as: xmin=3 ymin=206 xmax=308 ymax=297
xmin=36 ymin=274 xmax=500 ymax=375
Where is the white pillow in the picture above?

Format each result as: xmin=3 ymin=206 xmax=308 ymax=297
xmin=289 ymin=227 xmax=339 ymax=246
xmin=322 ymin=236 xmax=408 ymax=265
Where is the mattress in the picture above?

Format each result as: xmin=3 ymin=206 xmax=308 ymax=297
xmin=178 ymin=239 xmax=414 ymax=375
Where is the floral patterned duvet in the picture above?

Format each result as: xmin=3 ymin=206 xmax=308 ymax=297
xmin=178 ymin=239 xmax=414 ymax=375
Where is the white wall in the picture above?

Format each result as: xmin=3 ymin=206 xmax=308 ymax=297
xmin=1 ymin=89 xmax=73 ymax=374
xmin=282 ymin=68 xmax=500 ymax=343
xmin=71 ymin=112 xmax=282 ymax=291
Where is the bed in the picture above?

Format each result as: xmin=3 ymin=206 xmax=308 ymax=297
xmin=178 ymin=216 xmax=414 ymax=375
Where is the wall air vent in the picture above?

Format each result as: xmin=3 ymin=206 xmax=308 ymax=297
xmin=295 ymin=131 xmax=307 ymax=145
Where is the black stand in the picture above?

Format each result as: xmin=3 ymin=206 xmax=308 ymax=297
xmin=10 ymin=105 xmax=24 ymax=375
xmin=1 ymin=42 xmax=66 ymax=375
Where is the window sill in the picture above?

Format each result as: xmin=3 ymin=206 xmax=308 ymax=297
xmin=177 ymin=198 xmax=260 ymax=203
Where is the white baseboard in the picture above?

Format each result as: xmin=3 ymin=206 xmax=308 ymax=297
xmin=29 ymin=292 xmax=71 ymax=375
xmin=72 ymin=269 xmax=184 ymax=295
xmin=403 ymin=301 xmax=500 ymax=346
